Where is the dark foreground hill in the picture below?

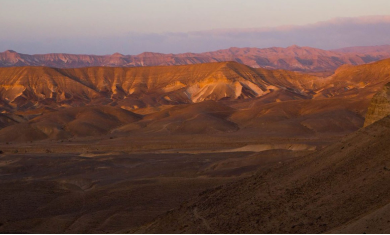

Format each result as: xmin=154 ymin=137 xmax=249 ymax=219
xmin=134 ymin=114 xmax=390 ymax=233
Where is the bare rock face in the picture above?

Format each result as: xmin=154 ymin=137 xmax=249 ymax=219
xmin=364 ymin=82 xmax=390 ymax=127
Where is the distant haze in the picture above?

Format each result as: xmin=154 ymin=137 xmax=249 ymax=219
xmin=1 ymin=0 xmax=390 ymax=54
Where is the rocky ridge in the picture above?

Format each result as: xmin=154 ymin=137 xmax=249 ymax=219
xmin=1 ymin=45 xmax=390 ymax=72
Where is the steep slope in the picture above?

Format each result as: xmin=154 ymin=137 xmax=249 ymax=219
xmin=0 ymin=62 xmax=320 ymax=112
xmin=364 ymin=82 xmax=390 ymax=127
xmin=1 ymin=45 xmax=390 ymax=72
xmin=136 ymin=115 xmax=390 ymax=234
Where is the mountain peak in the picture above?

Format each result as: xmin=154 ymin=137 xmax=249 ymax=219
xmin=288 ymin=44 xmax=301 ymax=49
xmin=111 ymin=52 xmax=124 ymax=57
xmin=3 ymin=50 xmax=17 ymax=54
xmin=137 ymin=52 xmax=164 ymax=57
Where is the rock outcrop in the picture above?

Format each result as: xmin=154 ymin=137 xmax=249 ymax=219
xmin=364 ymin=82 xmax=390 ymax=127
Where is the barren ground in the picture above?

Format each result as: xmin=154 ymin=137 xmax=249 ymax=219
xmin=0 ymin=137 xmax=312 ymax=233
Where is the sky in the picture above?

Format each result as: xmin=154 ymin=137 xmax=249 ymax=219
xmin=1 ymin=0 xmax=390 ymax=54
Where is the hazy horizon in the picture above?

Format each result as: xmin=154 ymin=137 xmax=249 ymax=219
xmin=2 ymin=40 xmax=390 ymax=56
xmin=1 ymin=0 xmax=390 ymax=54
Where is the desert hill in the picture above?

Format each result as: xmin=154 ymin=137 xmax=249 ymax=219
xmin=5 ymin=57 xmax=390 ymax=114
xmin=1 ymin=59 xmax=390 ymax=142
xmin=0 ymin=62 xmax=320 ymax=112
xmin=1 ymin=45 xmax=390 ymax=72
xmin=135 ymin=110 xmax=390 ymax=234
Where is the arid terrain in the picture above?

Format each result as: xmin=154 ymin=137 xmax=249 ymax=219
xmin=1 ymin=150 xmax=310 ymax=233
xmin=1 ymin=55 xmax=390 ymax=233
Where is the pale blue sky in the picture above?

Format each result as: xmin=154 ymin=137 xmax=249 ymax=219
xmin=1 ymin=0 xmax=390 ymax=54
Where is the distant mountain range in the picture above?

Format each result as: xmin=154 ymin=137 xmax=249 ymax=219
xmin=1 ymin=45 xmax=390 ymax=72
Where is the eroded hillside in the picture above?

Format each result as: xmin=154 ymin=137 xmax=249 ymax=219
xmin=0 ymin=62 xmax=320 ymax=112
xmin=0 ymin=59 xmax=390 ymax=142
